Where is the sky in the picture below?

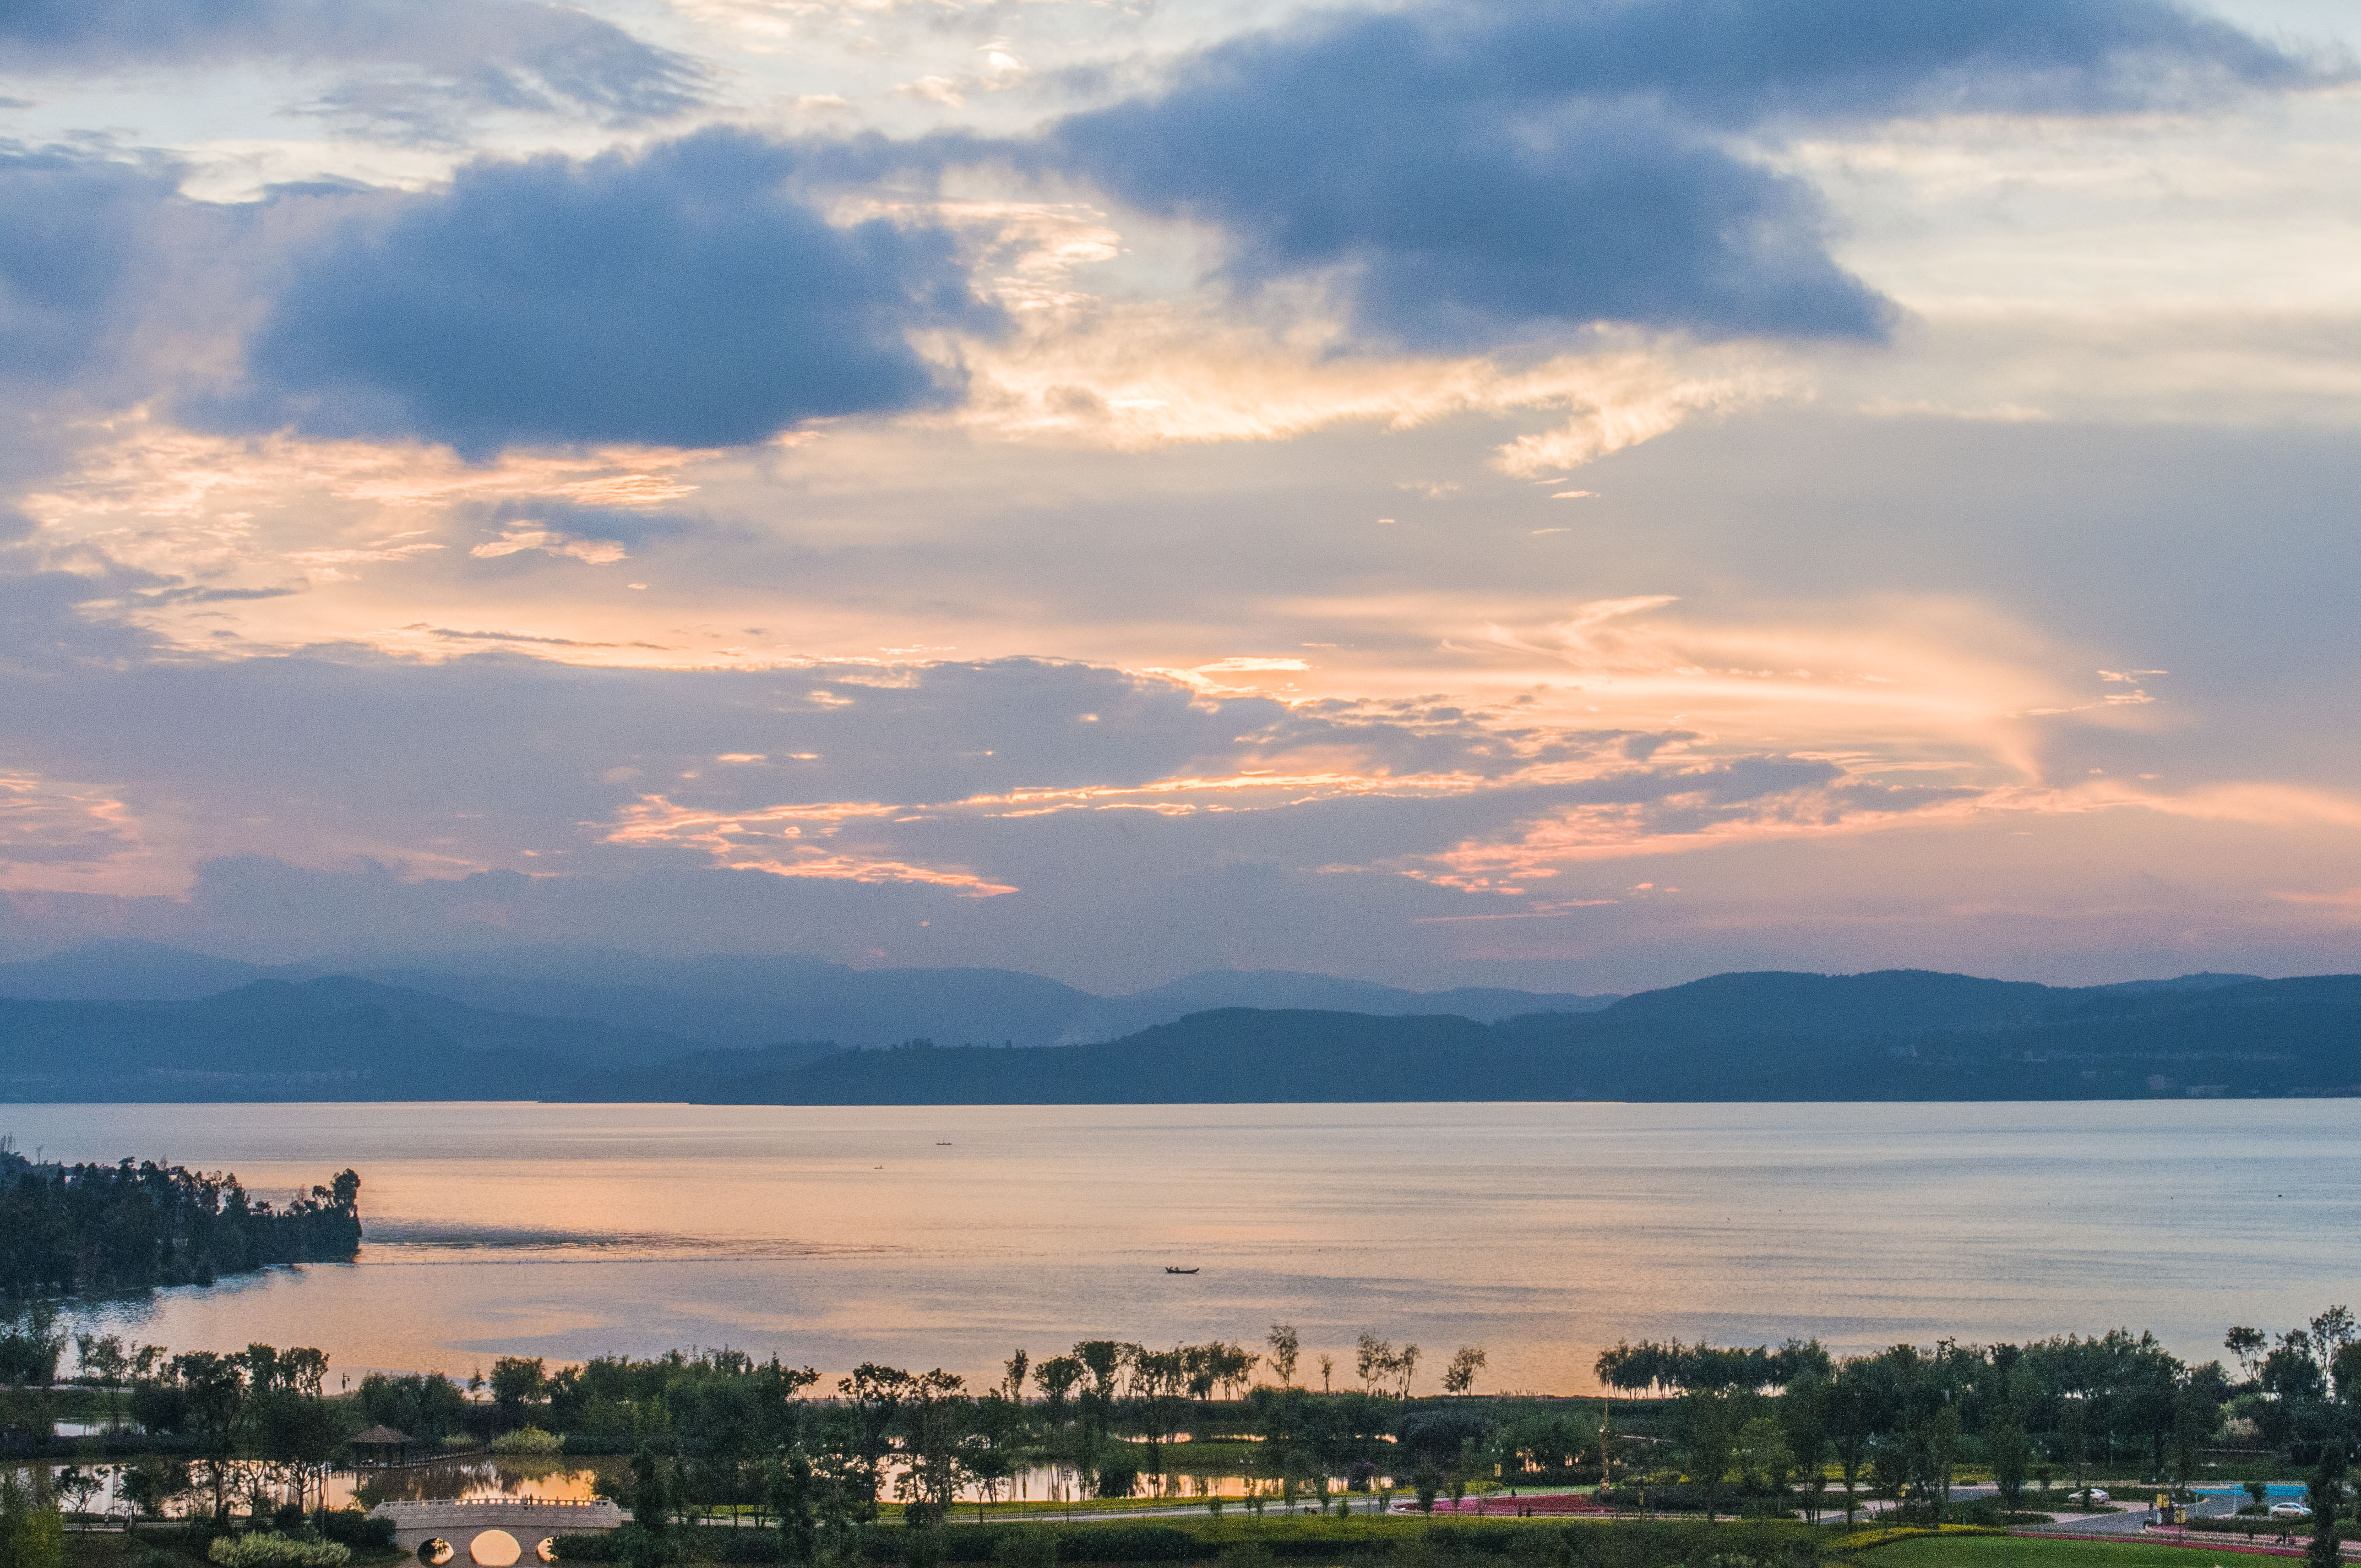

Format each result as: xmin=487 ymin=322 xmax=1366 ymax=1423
xmin=2 ymin=0 xmax=2359 ymax=995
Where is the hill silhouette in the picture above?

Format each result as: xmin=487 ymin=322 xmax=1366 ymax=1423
xmin=565 ymin=970 xmax=2357 ymax=1105
xmin=2 ymin=955 xmax=2344 ymax=1104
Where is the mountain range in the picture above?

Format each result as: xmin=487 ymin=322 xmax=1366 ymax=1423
xmin=0 ymin=939 xmax=1616 ymax=1046
xmin=0 ymin=940 xmax=2349 ymax=1103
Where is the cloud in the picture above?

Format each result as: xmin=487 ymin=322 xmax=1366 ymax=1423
xmin=0 ymin=146 xmax=184 ymax=393
xmin=0 ymin=628 xmax=2351 ymax=987
xmin=1032 ymin=0 xmax=2323 ymax=351
xmin=470 ymin=526 xmax=628 ymax=565
xmin=0 ymin=770 xmax=145 ymax=878
xmin=216 ymin=129 xmax=1004 ymax=457
xmin=0 ymin=0 xmax=706 ymax=135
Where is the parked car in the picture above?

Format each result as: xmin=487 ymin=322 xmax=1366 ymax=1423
xmin=2270 ymin=1502 xmax=2313 ymax=1520
xmin=2072 ymin=1489 xmax=2110 ymax=1505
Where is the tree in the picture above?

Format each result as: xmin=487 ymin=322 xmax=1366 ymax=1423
xmin=616 ymin=1449 xmax=682 ymax=1568
xmin=894 ymin=1369 xmax=971 ymax=1530
xmin=52 ymin=1469 xmax=101 ymax=1536
xmin=1354 ymin=1336 xmax=1390 ymax=1397
xmin=1733 ymin=1417 xmax=1792 ymax=1505
xmin=766 ymin=1453 xmax=817 ymax=1567
xmin=1002 ymin=1351 xmax=1029 ymax=1406
xmin=1317 ymin=1356 xmax=1334 ymax=1395
xmin=1214 ymin=1343 xmax=1260 ymax=1401
xmin=1987 ymin=1411 xmax=2032 ymax=1515
xmin=490 ymin=1357 xmax=547 ymax=1429
xmin=1778 ymin=1373 xmax=1830 ymax=1523
xmin=2311 ymin=1308 xmax=2358 ymax=1364
xmin=1827 ymin=1369 xmax=1873 ymax=1527
xmin=171 ymin=1351 xmax=247 ymax=1522
xmin=1926 ymin=1405 xmax=1961 ymax=1516
xmin=2169 ymin=1384 xmax=2216 ymax=1491
xmin=2309 ymin=1441 xmax=2346 ymax=1568
xmin=2332 ymin=1343 xmax=2361 ymax=1404
xmin=1071 ymin=1342 xmax=1124 ymax=1434
xmin=0 ymin=1472 xmax=63 ymax=1568
xmin=1446 ymin=1437 xmax=1477 ymax=1511
xmin=2226 ymin=1327 xmax=2268 ymax=1385
xmin=2061 ymin=1397 xmax=2092 ymax=1500
xmin=119 ymin=1460 xmax=189 ymax=1534
xmin=1266 ymin=1326 xmax=1299 ymax=1390
xmin=0 ymin=1306 xmax=63 ymax=1390
xmin=1392 ymin=1345 xmax=1421 ymax=1400
xmin=838 ymin=1364 xmax=914 ymax=1507
xmin=1442 ymin=1347 xmax=1486 ymax=1397
xmin=1032 ymin=1357 xmax=1081 ymax=1431
xmin=1679 ymin=1391 xmax=1740 ymax=1522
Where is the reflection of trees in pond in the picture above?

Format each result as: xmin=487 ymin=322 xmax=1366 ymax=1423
xmin=349 ymin=1461 xmax=614 ymax=1507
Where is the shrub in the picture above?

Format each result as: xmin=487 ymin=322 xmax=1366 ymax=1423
xmin=206 ymin=1534 xmax=353 ymax=1568
xmin=316 ymin=1512 xmax=397 ymax=1550
xmin=493 ymin=1429 xmax=564 ymax=1457
xmin=0 ymin=1473 xmax=66 ymax=1568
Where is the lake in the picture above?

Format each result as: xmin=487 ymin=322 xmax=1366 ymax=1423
xmin=7 ymin=1099 xmax=2358 ymax=1392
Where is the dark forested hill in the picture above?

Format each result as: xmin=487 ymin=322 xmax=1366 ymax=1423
xmin=579 ymin=1009 xmax=1504 ymax=1105
xmin=561 ymin=970 xmax=2361 ymax=1104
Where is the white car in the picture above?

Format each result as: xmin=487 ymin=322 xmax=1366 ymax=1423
xmin=2072 ymin=1489 xmax=2109 ymax=1505
xmin=2269 ymin=1502 xmax=2312 ymax=1520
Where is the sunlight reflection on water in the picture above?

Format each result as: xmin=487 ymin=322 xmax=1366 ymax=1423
xmin=8 ymin=1099 xmax=2357 ymax=1391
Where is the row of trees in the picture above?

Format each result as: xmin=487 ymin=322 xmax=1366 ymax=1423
xmin=0 ymin=1142 xmax=363 ymax=1297
xmin=571 ymin=1350 xmax=1544 ymax=1568
xmin=1606 ymin=1305 xmax=2361 ymax=1562
xmin=35 ymin=1309 xmax=2361 ymax=1562
xmin=119 ymin=1342 xmax=344 ymax=1521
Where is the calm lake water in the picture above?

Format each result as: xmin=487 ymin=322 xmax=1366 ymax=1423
xmin=8 ymin=1101 xmax=2358 ymax=1392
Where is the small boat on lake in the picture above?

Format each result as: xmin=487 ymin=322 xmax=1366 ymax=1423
xmin=1165 ymin=1266 xmax=1199 ymax=1274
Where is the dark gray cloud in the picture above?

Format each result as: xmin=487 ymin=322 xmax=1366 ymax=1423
xmin=0 ymin=145 xmax=182 ymax=390
xmin=1036 ymin=0 xmax=2326 ymax=348
xmin=217 ymin=130 xmax=1004 ymax=457
xmin=0 ymin=0 xmax=704 ymax=134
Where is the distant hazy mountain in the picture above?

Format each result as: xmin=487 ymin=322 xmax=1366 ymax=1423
xmin=0 ymin=941 xmax=1619 ymax=1049
xmin=1067 ymin=969 xmax=1616 ymax=1039
xmin=0 ymin=977 xmax=797 ymax=1102
xmin=0 ymin=939 xmax=272 ymax=1001
xmin=0 ymin=981 xmax=556 ymax=1102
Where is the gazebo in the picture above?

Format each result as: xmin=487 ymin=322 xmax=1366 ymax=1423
xmin=349 ymin=1426 xmax=412 ymax=1466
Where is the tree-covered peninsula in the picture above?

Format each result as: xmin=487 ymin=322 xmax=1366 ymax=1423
xmin=0 ymin=1143 xmax=362 ymax=1297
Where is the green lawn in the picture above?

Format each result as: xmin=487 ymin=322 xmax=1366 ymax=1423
xmin=1853 ymin=1534 xmax=2275 ymax=1568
